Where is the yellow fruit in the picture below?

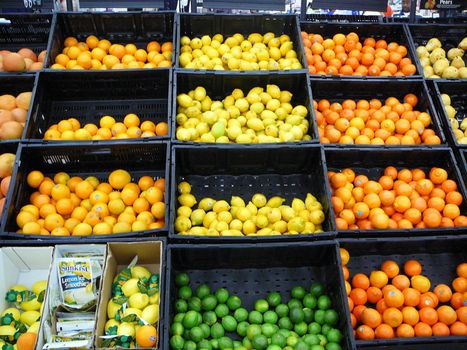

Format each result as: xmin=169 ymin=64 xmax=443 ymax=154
xmin=1 ymin=308 xmax=20 ymax=321
xmin=107 ymin=299 xmax=122 ymax=319
xmin=141 ymin=304 xmax=159 ymax=324
xmin=108 ymin=169 xmax=131 ymax=190
xmin=129 ymin=292 xmax=149 ymax=310
xmin=131 ymin=266 xmax=151 ymax=280
xmin=20 ymin=310 xmax=40 ymax=326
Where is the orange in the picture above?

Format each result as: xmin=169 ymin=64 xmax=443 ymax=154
xmin=56 ymin=198 xmax=74 ymax=216
xmin=381 ymin=260 xmax=399 ymax=278
xmin=429 ymin=167 xmax=448 ymax=184
xmin=151 ymin=202 xmax=165 ymax=220
xmin=433 ymin=284 xmax=453 ymax=303
xmin=419 ymin=292 xmax=438 ymax=309
xmin=51 ymin=184 xmax=70 ymax=201
xmin=432 ymin=322 xmax=450 ymax=336
xmin=437 ymin=305 xmax=457 ymax=325
xmin=402 ymin=306 xmax=419 ymax=326
xmin=369 ymin=271 xmax=388 ymax=289
xmin=353 ymin=305 xmax=367 ymax=321
xmin=404 ymin=259 xmax=422 ymax=276
xmin=374 ymin=324 xmax=394 ymax=339
xmin=350 ymin=288 xmax=368 ymax=306
xmin=383 ymin=307 xmax=403 ymax=327
xmin=384 ymin=288 xmax=404 ymax=308
xmin=356 ymin=324 xmax=375 ymax=340
xmin=452 ymin=277 xmax=467 ymax=293
xmin=457 ymin=263 xmax=467 ymax=278
xmin=411 ymin=275 xmax=431 ymax=293
xmin=352 ymin=273 xmax=370 ymax=290
xmin=75 ymin=180 xmax=94 ymax=199
xmin=155 ymin=122 xmax=168 ymax=136
xmin=457 ymin=306 xmax=467 ymax=324
xmin=414 ymin=322 xmax=432 ymax=337
xmin=419 ymin=307 xmax=438 ymax=326
xmin=403 ymin=287 xmax=421 ymax=307
xmin=423 ymin=208 xmax=442 ymax=228
xmin=16 ymin=332 xmax=37 ymax=350
xmin=361 ymin=308 xmax=382 ymax=329
xmin=343 ymin=267 xmax=350 ymax=282
xmin=396 ymin=323 xmax=415 ymax=338
xmin=44 ymin=213 xmax=64 ymax=232
xmin=136 ymin=325 xmax=157 ymax=347
xmin=451 ymin=321 xmax=467 ymax=336
xmin=27 ymin=171 xmax=44 ymax=188
xmin=366 ymin=286 xmax=383 ymax=304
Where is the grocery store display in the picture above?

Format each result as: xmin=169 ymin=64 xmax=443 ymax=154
xmin=340 ymin=248 xmax=467 ymax=339
xmin=179 ymin=33 xmax=302 ymax=70
xmin=315 ymin=94 xmax=441 ymax=145
xmin=175 ymin=85 xmax=311 ymax=143
xmin=329 ymin=166 xmax=466 ymax=230
xmin=43 ymin=114 xmax=168 ymax=141
xmin=0 ymin=49 xmax=46 ymax=72
xmin=51 ymin=36 xmax=172 ymax=70
xmin=416 ymin=37 xmax=466 ymax=78
xmin=175 ymin=181 xmax=325 ymax=236
xmin=301 ymin=31 xmax=416 ymax=76
xmin=0 ymin=91 xmax=31 ymax=140
xmin=440 ymin=93 xmax=467 ymax=145
xmin=170 ymin=272 xmax=345 ymax=350
xmin=15 ymin=169 xmax=165 ymax=236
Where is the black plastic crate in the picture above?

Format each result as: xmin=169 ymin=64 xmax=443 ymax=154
xmin=1 ymin=141 xmax=170 ymax=240
xmin=340 ymin=236 xmax=467 ymax=349
xmin=0 ymin=142 xmax=19 ymax=227
xmin=325 ymin=148 xmax=467 ymax=236
xmin=171 ymin=71 xmax=319 ymax=145
xmin=0 ymin=74 xmax=36 ymax=143
xmin=169 ymin=144 xmax=336 ymax=242
xmin=164 ymin=242 xmax=355 ymax=350
xmin=24 ymin=70 xmax=171 ymax=144
xmin=0 ymin=13 xmax=52 ymax=59
xmin=299 ymin=22 xmax=421 ymax=79
xmin=309 ymin=78 xmax=447 ymax=147
xmin=175 ymin=13 xmax=307 ymax=72
xmin=45 ymin=11 xmax=175 ymax=69
xmin=459 ymin=149 xmax=467 ymax=180
xmin=407 ymin=24 xmax=467 ymax=80
xmin=431 ymin=80 xmax=467 ymax=149
xmin=305 ymin=14 xmax=382 ymax=23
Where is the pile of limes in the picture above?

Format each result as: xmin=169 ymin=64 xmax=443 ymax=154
xmin=170 ymin=273 xmax=344 ymax=350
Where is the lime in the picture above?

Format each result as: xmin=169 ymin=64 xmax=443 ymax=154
xmin=288 ymin=299 xmax=302 ymax=309
xmin=310 ymin=346 xmax=324 ymax=350
xmin=291 ymin=286 xmax=306 ymax=300
xmin=215 ymin=288 xmax=229 ymax=304
xmin=261 ymin=323 xmax=276 ymax=337
xmin=171 ymin=322 xmax=184 ymax=336
xmin=295 ymin=340 xmax=309 ymax=350
xmin=303 ymin=294 xmax=317 ymax=309
xmin=227 ymin=296 xmax=241 ymax=310
xmin=303 ymin=334 xmax=319 ymax=346
xmin=237 ymin=321 xmax=249 ymax=337
xmin=210 ymin=322 xmax=224 ymax=339
xmin=242 ymin=337 xmax=252 ymax=350
xmin=321 ymin=324 xmax=331 ymax=335
xmin=314 ymin=310 xmax=325 ymax=325
xmin=215 ymin=304 xmax=229 ymax=318
xmin=202 ymin=295 xmax=218 ymax=311
xmin=324 ymin=309 xmax=338 ymax=326
xmin=183 ymin=311 xmax=200 ymax=329
xmin=234 ymin=307 xmax=248 ymax=322
xmin=286 ymin=336 xmax=298 ymax=347
xmin=267 ymin=291 xmax=282 ymax=307
xmin=271 ymin=333 xmax=286 ymax=348
xmin=222 ymin=315 xmax=237 ymax=332
xmin=196 ymin=284 xmax=211 ymax=299
xmin=308 ymin=322 xmax=321 ymax=334
xmin=326 ymin=329 xmax=342 ymax=343
xmin=200 ymin=323 xmax=211 ymax=338
xmin=252 ymin=334 xmax=268 ymax=350
xmin=184 ymin=340 xmax=197 ymax=350
xmin=176 ymin=273 xmax=190 ymax=287
xmin=278 ymin=317 xmax=293 ymax=330
xmin=255 ymin=299 xmax=269 ymax=313
xmin=325 ymin=343 xmax=341 ymax=350
xmin=317 ymin=334 xmax=327 ymax=346
xmin=278 ymin=329 xmax=291 ymax=338
xmin=317 ymin=296 xmax=331 ymax=311
xmin=203 ymin=311 xmax=217 ymax=326
xmin=289 ymin=308 xmax=305 ymax=324
xmin=179 ymin=286 xmax=193 ymax=300
xmin=294 ymin=322 xmax=308 ymax=336
xmin=248 ymin=311 xmax=263 ymax=324
xmin=233 ymin=341 xmax=241 ymax=349
xmin=190 ymin=326 xmax=205 ymax=342
xmin=246 ymin=324 xmax=262 ymax=340
xmin=198 ymin=339 xmax=212 ymax=350
xmin=170 ymin=335 xmax=185 ymax=350
xmin=303 ymin=308 xmax=314 ymax=323
xmin=210 ymin=339 xmax=219 ymax=349
xmin=218 ymin=336 xmax=233 ymax=350
xmin=176 ymin=300 xmax=188 ymax=313
xmin=188 ymin=297 xmax=202 ymax=312
xmin=263 ymin=310 xmax=278 ymax=324
xmin=174 ymin=313 xmax=186 ymax=323
xmin=267 ymin=345 xmax=281 ymax=350
xmin=310 ymin=283 xmax=324 ymax=297
xmin=275 ymin=304 xmax=289 ymax=318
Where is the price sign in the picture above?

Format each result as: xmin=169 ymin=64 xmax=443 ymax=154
xmin=423 ymin=0 xmax=466 ymax=10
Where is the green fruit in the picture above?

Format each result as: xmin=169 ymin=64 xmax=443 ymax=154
xmin=308 ymin=322 xmax=321 ymax=335
xmin=196 ymin=284 xmax=211 ymax=299
xmin=183 ymin=311 xmax=200 ymax=329
xmin=170 ymin=335 xmax=185 ymax=350
xmin=318 ymin=334 xmax=327 ymax=346
xmin=267 ymin=345 xmax=281 ymax=350
xmin=222 ymin=315 xmax=237 ymax=332
xmin=261 ymin=323 xmax=276 ymax=338
xmin=278 ymin=329 xmax=291 ymax=338
xmin=263 ymin=310 xmax=278 ymax=324
xmin=198 ymin=339 xmax=212 ymax=350
xmin=190 ymin=326 xmax=205 ymax=342
xmin=242 ymin=337 xmax=252 ymax=350
xmin=202 ymin=295 xmax=217 ymax=311
xmin=227 ymin=296 xmax=241 ymax=310
xmin=171 ymin=322 xmax=184 ymax=336
xmin=200 ymin=323 xmax=211 ymax=338
xmin=314 ymin=310 xmax=325 ymax=325
xmin=303 ymin=294 xmax=317 ymax=309
xmin=210 ymin=322 xmax=224 ymax=339
xmin=310 ymin=283 xmax=324 ymax=297
xmin=325 ymin=343 xmax=341 ymax=350
xmin=289 ymin=308 xmax=305 ymax=324
xmin=255 ymin=299 xmax=269 ymax=313
xmin=267 ymin=292 xmax=281 ymax=307
xmin=311 ymin=346 xmax=324 ymax=350
xmin=288 ymin=299 xmax=302 ymax=309
xmin=303 ymin=308 xmax=314 ymax=323
xmin=271 ymin=333 xmax=286 ymax=348
xmin=317 ymin=296 xmax=331 ymax=310
xmin=321 ymin=324 xmax=331 ymax=335
xmin=278 ymin=317 xmax=293 ymax=330
xmin=215 ymin=288 xmax=229 ymax=304
xmin=188 ymin=297 xmax=202 ymax=312
xmin=275 ymin=304 xmax=289 ymax=318
xmin=248 ymin=311 xmax=263 ymax=324
xmin=324 ymin=310 xmax=338 ymax=326
xmin=203 ymin=311 xmax=217 ymax=326
xmin=218 ymin=336 xmax=233 ymax=350
xmin=176 ymin=300 xmax=188 ymax=313
xmin=237 ymin=321 xmax=249 ymax=337
xmin=286 ymin=335 xmax=298 ymax=347
xmin=246 ymin=324 xmax=262 ymax=340
xmin=215 ymin=304 xmax=229 ymax=318
xmin=179 ymin=286 xmax=193 ymax=300
xmin=291 ymin=286 xmax=306 ymax=300
xmin=184 ymin=340 xmax=197 ymax=350
xmin=174 ymin=313 xmax=186 ymax=323
xmin=210 ymin=339 xmax=219 ymax=350
xmin=294 ymin=322 xmax=308 ymax=336
xmin=252 ymin=334 xmax=268 ymax=350
xmin=303 ymin=334 xmax=319 ymax=346
xmin=295 ymin=341 xmax=309 ymax=350
xmin=234 ymin=307 xmax=248 ymax=322
xmin=233 ymin=341 xmax=242 ymax=349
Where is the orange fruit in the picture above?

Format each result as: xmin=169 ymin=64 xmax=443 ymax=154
xmin=374 ymin=324 xmax=394 ymax=339
xmin=419 ymin=307 xmax=438 ymax=325
xmin=352 ymin=273 xmax=370 ymax=290
xmin=456 ymin=306 xmax=467 ymax=323
xmin=381 ymin=260 xmax=399 ymax=278
xmin=384 ymin=288 xmax=404 ymax=308
xmin=27 ymin=171 xmax=44 ymax=188
xmin=17 ymin=332 xmax=37 ymax=350
xmin=356 ymin=324 xmax=375 ymax=340
xmin=411 ymin=275 xmax=431 ymax=293
xmin=419 ymin=292 xmax=438 ymax=309
xmin=383 ymin=307 xmax=403 ymax=328
xmin=402 ymin=306 xmax=419 ymax=326
xmin=396 ymin=323 xmax=415 ymax=338
xmin=437 ymin=305 xmax=457 ymax=325
xmin=450 ymin=321 xmax=467 ymax=336
xmin=433 ymin=284 xmax=453 ymax=303
xmin=432 ymin=322 xmax=450 ymax=336
xmin=452 ymin=277 xmax=467 ymax=293
xmin=369 ymin=271 xmax=388 ymax=289
xmin=402 ymin=287 xmax=421 ymax=307
xmin=457 ymin=263 xmax=467 ymax=278
xmin=429 ymin=167 xmax=448 ymax=184
xmin=350 ymin=288 xmax=368 ymax=306
xmin=366 ymin=286 xmax=383 ymax=304
xmin=414 ymin=322 xmax=433 ymax=337
xmin=361 ymin=307 xmax=382 ymax=329
xmin=135 ymin=325 xmax=157 ymax=347
xmin=404 ymin=259 xmax=422 ymax=276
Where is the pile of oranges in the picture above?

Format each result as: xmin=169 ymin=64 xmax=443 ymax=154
xmin=315 ymin=94 xmax=441 ymax=145
xmin=15 ymin=169 xmax=165 ymax=236
xmin=340 ymin=248 xmax=467 ymax=339
xmin=329 ymin=167 xmax=466 ymax=230
xmin=43 ymin=114 xmax=168 ymax=141
xmin=51 ymin=35 xmax=172 ymax=70
xmin=301 ymin=31 xmax=417 ymax=76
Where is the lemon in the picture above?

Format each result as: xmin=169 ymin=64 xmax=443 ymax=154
xmin=252 ymin=194 xmax=267 ymax=208
xmin=129 ymin=292 xmax=149 ymax=310
xmin=117 ymin=322 xmax=135 ymax=337
xmin=123 ymin=307 xmax=142 ymax=318
xmin=0 ymin=326 xmax=15 ymax=341
xmin=267 ymin=208 xmax=282 ymax=223
xmin=177 ymin=206 xmax=192 ymax=218
xmin=280 ymin=206 xmax=295 ymax=221
xmin=246 ymin=202 xmax=258 ymax=216
xmin=20 ymin=310 xmax=40 ymax=326
xmin=194 ymin=86 xmax=207 ymax=101
xmin=287 ymin=217 xmax=305 ymax=233
xmin=178 ymin=194 xmax=197 ymax=208
xmin=291 ymin=198 xmax=305 ymax=212
xmin=175 ymin=216 xmax=192 ymax=233
xmin=230 ymin=196 xmax=245 ymax=207
xmin=266 ymin=196 xmax=285 ymax=208
xmin=257 ymin=228 xmax=272 ymax=236
xmin=256 ymin=215 xmax=268 ymax=229
xmin=1 ymin=308 xmax=20 ymax=321
xmin=213 ymin=200 xmax=230 ymax=213
xmin=243 ymin=220 xmax=256 ymax=235
xmin=202 ymin=211 xmax=217 ymax=228
xmin=131 ymin=266 xmax=151 ymax=280
xmin=309 ymin=210 xmax=325 ymax=225
xmin=229 ymin=219 xmax=243 ymax=231
xmin=20 ymin=298 xmax=41 ymax=311
xmin=178 ymin=181 xmax=192 ymax=194
xmin=189 ymin=227 xmax=207 ymax=235
xmin=149 ymin=292 xmax=160 ymax=305
xmin=217 ymin=211 xmax=232 ymax=224
xmin=121 ymin=278 xmax=140 ymax=297
xmin=141 ymin=304 xmax=159 ymax=324
xmin=105 ymin=319 xmax=120 ymax=332
xmin=273 ymin=220 xmax=287 ymax=233
xmin=304 ymin=222 xmax=316 ymax=233
xmin=236 ymin=208 xmax=251 ymax=222
xmin=32 ymin=280 xmax=47 ymax=296
xmin=27 ymin=321 xmax=40 ymax=334
xmin=190 ymin=209 xmax=206 ymax=225
xmin=9 ymin=284 xmax=27 ymax=293
xmin=107 ymin=300 xmax=121 ymax=319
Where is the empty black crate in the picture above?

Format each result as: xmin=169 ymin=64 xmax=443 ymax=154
xmin=432 ymin=80 xmax=466 ymax=149
xmin=172 ymin=71 xmax=318 ymax=144
xmin=407 ymin=24 xmax=467 ymax=80
xmin=175 ymin=13 xmax=306 ymax=71
xmin=309 ymin=78 xmax=447 ymax=146
xmin=165 ymin=242 xmax=355 ymax=350
xmin=325 ymin=148 xmax=467 ymax=236
xmin=24 ymin=70 xmax=171 ymax=143
xmin=1 ymin=141 xmax=169 ymax=240
xmin=0 ymin=14 xmax=52 ymax=61
xmin=340 ymin=237 xmax=467 ymax=349
xmin=46 ymin=11 xmax=175 ymax=68
xmin=0 ymin=74 xmax=36 ymax=142
xmin=169 ymin=144 xmax=335 ymax=241
xmin=299 ymin=22 xmax=420 ymax=78
xmin=460 ymin=149 xmax=467 ymax=180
